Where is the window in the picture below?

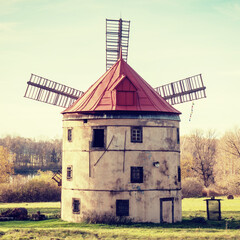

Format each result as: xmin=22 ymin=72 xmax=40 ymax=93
xmin=177 ymin=128 xmax=180 ymax=144
xmin=131 ymin=127 xmax=142 ymax=143
xmin=92 ymin=128 xmax=105 ymax=148
xmin=131 ymin=167 xmax=143 ymax=183
xmin=178 ymin=166 xmax=181 ymax=182
xmin=67 ymin=166 xmax=72 ymax=180
xmin=72 ymin=199 xmax=80 ymax=214
xmin=68 ymin=129 xmax=72 ymax=142
xmin=116 ymin=200 xmax=129 ymax=216
xmin=115 ymin=77 xmax=136 ymax=106
xmin=117 ymin=91 xmax=135 ymax=106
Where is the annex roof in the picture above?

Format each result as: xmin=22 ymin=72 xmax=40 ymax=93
xmin=62 ymin=55 xmax=180 ymax=115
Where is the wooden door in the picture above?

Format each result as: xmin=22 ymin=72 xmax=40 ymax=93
xmin=160 ymin=198 xmax=174 ymax=223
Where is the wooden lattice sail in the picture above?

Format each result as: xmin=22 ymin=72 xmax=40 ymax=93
xmin=24 ymin=74 xmax=84 ymax=108
xmin=24 ymin=73 xmax=206 ymax=108
xmin=154 ymin=74 xmax=206 ymax=105
xmin=24 ymin=18 xmax=206 ymax=108
xmin=106 ymin=18 xmax=130 ymax=70
xmin=52 ymin=170 xmax=62 ymax=187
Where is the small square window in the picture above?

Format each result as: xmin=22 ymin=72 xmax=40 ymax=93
xmin=67 ymin=166 xmax=72 ymax=180
xmin=68 ymin=129 xmax=72 ymax=142
xmin=131 ymin=167 xmax=143 ymax=183
xmin=72 ymin=199 xmax=80 ymax=214
xmin=116 ymin=200 xmax=129 ymax=216
xmin=92 ymin=128 xmax=105 ymax=148
xmin=131 ymin=127 xmax=142 ymax=143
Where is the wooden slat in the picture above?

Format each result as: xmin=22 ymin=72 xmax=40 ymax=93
xmin=24 ymin=74 xmax=84 ymax=108
xmin=154 ymin=74 xmax=206 ymax=105
xmin=106 ymin=18 xmax=130 ymax=71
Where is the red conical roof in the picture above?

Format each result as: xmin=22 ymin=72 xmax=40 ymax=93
xmin=62 ymin=56 xmax=180 ymax=115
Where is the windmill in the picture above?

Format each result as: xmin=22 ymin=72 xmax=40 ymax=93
xmin=24 ymin=18 xmax=206 ymax=109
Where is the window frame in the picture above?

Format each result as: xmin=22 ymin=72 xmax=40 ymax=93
xmin=91 ymin=127 xmax=106 ymax=149
xmin=131 ymin=126 xmax=143 ymax=143
xmin=116 ymin=200 xmax=129 ymax=216
xmin=131 ymin=166 xmax=143 ymax=183
xmin=67 ymin=165 xmax=73 ymax=181
xmin=67 ymin=128 xmax=73 ymax=142
xmin=72 ymin=198 xmax=80 ymax=214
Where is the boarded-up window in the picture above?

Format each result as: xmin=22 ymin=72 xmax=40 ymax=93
xmin=72 ymin=199 xmax=80 ymax=214
xmin=116 ymin=200 xmax=129 ymax=216
xmin=67 ymin=166 xmax=72 ymax=180
xmin=131 ymin=127 xmax=142 ymax=143
xmin=68 ymin=129 xmax=72 ymax=141
xmin=131 ymin=167 xmax=143 ymax=183
xmin=92 ymin=129 xmax=105 ymax=148
xmin=115 ymin=77 xmax=136 ymax=106
xmin=117 ymin=91 xmax=135 ymax=106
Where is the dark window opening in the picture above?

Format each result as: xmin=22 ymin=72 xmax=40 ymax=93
xmin=116 ymin=200 xmax=129 ymax=216
xmin=177 ymin=128 xmax=180 ymax=144
xmin=72 ymin=199 xmax=80 ymax=214
xmin=178 ymin=166 xmax=181 ymax=182
xmin=92 ymin=129 xmax=105 ymax=148
xmin=131 ymin=127 xmax=142 ymax=143
xmin=83 ymin=119 xmax=88 ymax=123
xmin=67 ymin=166 xmax=72 ymax=180
xmin=131 ymin=166 xmax=143 ymax=183
xmin=68 ymin=129 xmax=72 ymax=142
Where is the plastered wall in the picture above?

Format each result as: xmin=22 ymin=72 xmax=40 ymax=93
xmin=61 ymin=115 xmax=182 ymax=223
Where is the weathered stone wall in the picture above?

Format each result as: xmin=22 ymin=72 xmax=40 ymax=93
xmin=61 ymin=114 xmax=181 ymax=223
xmin=61 ymin=190 xmax=182 ymax=223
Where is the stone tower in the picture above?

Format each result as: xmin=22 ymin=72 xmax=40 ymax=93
xmin=61 ymin=55 xmax=182 ymax=223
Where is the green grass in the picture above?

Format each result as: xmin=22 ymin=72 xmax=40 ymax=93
xmin=0 ymin=202 xmax=60 ymax=219
xmin=0 ymin=198 xmax=240 ymax=239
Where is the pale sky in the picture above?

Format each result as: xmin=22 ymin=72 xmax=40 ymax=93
xmin=1 ymin=0 xmax=240 ymax=139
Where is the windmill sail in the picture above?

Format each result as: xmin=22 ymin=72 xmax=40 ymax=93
xmin=106 ymin=18 xmax=130 ymax=71
xmin=155 ymin=74 xmax=206 ymax=105
xmin=24 ymin=73 xmax=206 ymax=108
xmin=24 ymin=74 xmax=84 ymax=108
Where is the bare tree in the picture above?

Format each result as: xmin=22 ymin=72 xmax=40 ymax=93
xmin=188 ymin=129 xmax=217 ymax=187
xmin=221 ymin=127 xmax=240 ymax=158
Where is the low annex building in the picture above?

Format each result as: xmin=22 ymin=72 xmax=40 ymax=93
xmin=61 ymin=53 xmax=182 ymax=223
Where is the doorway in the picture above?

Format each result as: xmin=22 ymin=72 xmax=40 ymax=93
xmin=160 ymin=197 xmax=174 ymax=223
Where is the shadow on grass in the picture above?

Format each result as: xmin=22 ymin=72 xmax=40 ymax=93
xmin=1 ymin=215 xmax=240 ymax=230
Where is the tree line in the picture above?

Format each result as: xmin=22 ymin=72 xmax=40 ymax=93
xmin=181 ymin=127 xmax=240 ymax=197
xmin=1 ymin=127 xmax=240 ymax=197
xmin=0 ymin=135 xmax=62 ymax=174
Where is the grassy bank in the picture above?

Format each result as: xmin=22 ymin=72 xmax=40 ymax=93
xmin=0 ymin=198 xmax=240 ymax=239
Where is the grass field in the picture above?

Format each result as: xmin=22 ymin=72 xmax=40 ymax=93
xmin=0 ymin=198 xmax=240 ymax=239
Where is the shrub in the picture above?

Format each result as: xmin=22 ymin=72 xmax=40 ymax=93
xmin=0 ymin=171 xmax=61 ymax=202
xmin=202 ymin=187 xmax=222 ymax=197
xmin=182 ymin=177 xmax=204 ymax=198
xmin=83 ymin=211 xmax=132 ymax=224
xmin=190 ymin=217 xmax=206 ymax=224
xmin=222 ymin=176 xmax=240 ymax=196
